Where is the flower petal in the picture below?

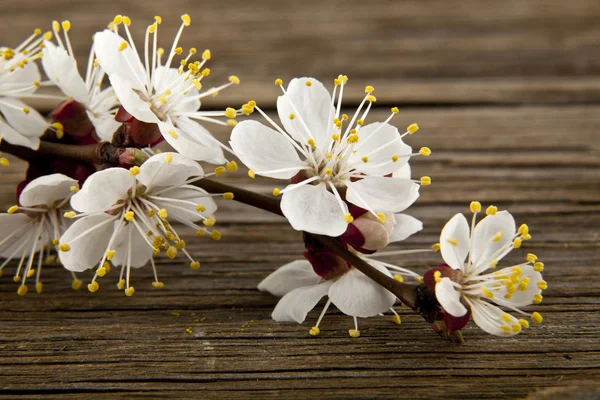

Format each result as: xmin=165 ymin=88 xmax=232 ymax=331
xmin=70 ymin=168 xmax=132 ymax=213
xmin=345 ymin=177 xmax=420 ymax=213
xmin=280 ymin=182 xmax=348 ymax=236
xmin=392 ymin=163 xmax=411 ymax=179
xmin=151 ymin=186 xmax=217 ymax=224
xmin=271 ymin=281 xmax=331 ymax=323
xmin=349 ymin=122 xmax=412 ymax=176
xmin=109 ymin=74 xmax=158 ymax=123
xmin=59 ymin=213 xmax=115 ymax=272
xmin=0 ymin=119 xmax=40 ymax=149
xmin=470 ymin=210 xmax=516 ymax=273
xmin=440 ymin=213 xmax=471 ymax=271
xmin=0 ymin=97 xmax=48 ymax=139
xmin=111 ymin=223 xmax=153 ymax=268
xmin=469 ymin=298 xmax=520 ymax=337
xmin=328 ymin=262 xmax=397 ymax=317
xmin=19 ymin=173 xmax=78 ymax=207
xmin=0 ymin=59 xmax=40 ymax=96
xmin=93 ymin=29 xmax=146 ymax=87
xmin=159 ymin=119 xmax=225 ymax=164
xmin=276 ymin=77 xmax=333 ymax=148
xmin=389 ymin=213 xmax=423 ymax=243
xmin=87 ymin=108 xmax=121 ymax=142
xmin=258 ymin=259 xmax=322 ymax=297
xmin=41 ymin=41 xmax=88 ymax=103
xmin=435 ymin=277 xmax=468 ymax=317
xmin=230 ymin=120 xmax=304 ymax=179
xmin=487 ymin=265 xmax=544 ymax=308
xmin=138 ymin=152 xmax=204 ymax=189
xmin=0 ymin=214 xmax=35 ymax=257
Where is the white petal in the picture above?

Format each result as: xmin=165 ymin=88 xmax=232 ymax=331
xmin=276 ymin=77 xmax=333 ymax=147
xmin=0 ymin=97 xmax=48 ymax=138
xmin=70 ymin=168 xmax=132 ymax=213
xmin=440 ymin=213 xmax=471 ymax=271
xmin=138 ymin=152 xmax=204 ymax=189
xmin=389 ymin=214 xmax=423 ymax=243
xmin=280 ymin=182 xmax=348 ymax=236
xmin=87 ymin=111 xmax=121 ymax=142
xmin=230 ymin=120 xmax=304 ymax=179
xmin=258 ymin=259 xmax=322 ymax=297
xmin=0 ymin=214 xmax=35 ymax=257
xmin=435 ymin=277 xmax=468 ymax=317
xmin=0 ymin=118 xmax=40 ymax=149
xmin=328 ymin=262 xmax=396 ymax=317
xmin=349 ymin=123 xmax=412 ymax=176
xmin=0 ymin=59 xmax=40 ymax=96
xmin=488 ymin=265 xmax=544 ymax=308
xmin=271 ymin=281 xmax=331 ymax=323
xmin=392 ymin=163 xmax=411 ymax=179
xmin=470 ymin=210 xmax=516 ymax=272
xmin=41 ymin=41 xmax=88 ymax=103
xmin=151 ymin=186 xmax=217 ymax=224
xmin=19 ymin=173 xmax=78 ymax=207
xmin=158 ymin=119 xmax=224 ymax=164
xmin=109 ymin=74 xmax=158 ymax=123
xmin=93 ymin=30 xmax=146 ymax=86
xmin=111 ymin=223 xmax=153 ymax=268
xmin=346 ymin=177 xmax=420 ymax=213
xmin=470 ymin=298 xmax=519 ymax=337
xmin=58 ymin=213 xmax=115 ymax=272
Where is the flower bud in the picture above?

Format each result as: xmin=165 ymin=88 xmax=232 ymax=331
xmin=115 ymin=107 xmax=162 ymax=146
xmin=303 ymin=249 xmax=350 ymax=280
xmin=49 ymin=99 xmax=95 ymax=140
xmin=341 ymin=211 xmax=395 ymax=252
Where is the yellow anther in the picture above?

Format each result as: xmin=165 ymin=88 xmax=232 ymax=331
xmin=512 ymin=323 xmax=522 ymax=333
xmin=174 ymin=47 xmax=183 ymax=55
xmin=325 ymin=153 xmax=333 ymax=159
xmin=288 ymin=113 xmax=295 ymax=120
xmin=521 ymin=234 xmax=532 ymax=241
xmin=518 ymin=280 xmax=529 ymax=292
xmin=518 ymin=224 xmax=529 ymax=235
xmin=512 ymin=266 xmax=523 ymax=277
xmin=342 ymin=114 xmax=349 ymax=121
xmin=193 ymin=203 xmax=206 ymax=213
xmin=532 ymin=293 xmax=543 ymax=304
xmin=419 ymin=147 xmax=431 ymax=156
xmin=470 ymin=201 xmax=482 ymax=213
xmin=105 ymin=249 xmax=116 ymax=261
xmin=129 ymin=166 xmax=140 ymax=176
xmin=224 ymin=107 xmax=237 ymax=118
xmin=394 ymin=274 xmax=404 ymax=282
xmin=357 ymin=119 xmax=364 ymax=126
xmin=113 ymin=15 xmax=123 ymax=25
xmin=70 ymin=185 xmax=79 ymax=193
xmin=62 ymin=211 xmax=76 ymax=219
xmin=504 ymin=292 xmax=513 ymax=299
xmin=349 ymin=329 xmax=361 ymax=338
xmin=506 ymin=283 xmax=516 ymax=294
xmin=272 ymin=188 xmax=281 ymax=197
xmin=344 ymin=213 xmax=354 ymax=223
xmin=147 ymin=210 xmax=155 ymax=218
xmin=7 ymin=205 xmax=19 ymax=214
xmin=158 ymin=96 xmax=168 ymax=105
xmin=0 ymin=158 xmax=9 ymax=167
xmin=22 ymin=107 xmax=30 ymax=114
xmin=527 ymin=253 xmax=538 ymax=263
xmin=33 ymin=81 xmax=41 ymax=88
xmin=274 ymin=78 xmax=283 ymax=85
xmin=190 ymin=261 xmax=201 ymax=270
xmin=391 ymin=107 xmax=399 ymax=114
xmin=118 ymin=41 xmax=129 ymax=51
xmin=513 ymin=238 xmax=522 ymax=248
xmin=152 ymin=281 xmax=164 ymax=289
xmin=490 ymin=259 xmax=498 ymax=269
xmin=492 ymin=232 xmax=503 ymax=242
xmin=248 ymin=169 xmax=256 ymax=179
xmin=17 ymin=285 xmax=28 ymax=296
xmin=59 ymin=243 xmax=70 ymax=252
xmin=305 ymin=80 xmax=312 ymax=86
xmin=447 ymin=238 xmax=458 ymax=246
xmin=433 ymin=270 xmax=442 ymax=283
xmin=181 ymin=14 xmax=191 ymax=26
xmin=537 ymin=280 xmax=548 ymax=290
xmin=148 ymin=23 xmax=157 ymax=34
xmin=61 ymin=20 xmax=71 ymax=32
xmin=201 ymin=49 xmax=211 ymax=60
xmin=191 ymin=79 xmax=202 ymax=90
xmin=116 ymin=279 xmax=125 ymax=290
xmin=222 ymin=192 xmax=234 ymax=201
xmin=215 ymin=166 xmax=226 ymax=176
xmin=96 ymin=266 xmax=107 ymax=277
xmin=69 ymin=278 xmax=82 ymax=291
xmin=531 ymin=312 xmax=543 ymax=324
xmin=500 ymin=325 xmax=511 ymax=333
xmin=432 ymin=243 xmax=441 ymax=252
xmin=407 ymin=123 xmax=419 ymax=134
xmin=534 ymin=262 xmax=544 ymax=272
xmin=415 ymin=277 xmax=424 ymax=283
xmin=203 ymin=217 xmax=216 ymax=227
xmin=43 ymin=31 xmax=53 ymax=40
xmin=52 ymin=239 xmax=59 ymax=245
xmin=334 ymin=78 xmax=341 ymax=86
xmin=420 ymin=176 xmax=431 ymax=186
xmin=52 ymin=20 xmax=60 ymax=32
xmin=175 ymin=240 xmax=186 ymax=250
xmin=486 ymin=205 xmax=498 ymax=216
xmin=12 ymin=275 xmax=20 ymax=282
xmin=393 ymin=314 xmax=401 ymax=325
xmin=125 ymin=286 xmax=135 ymax=296
xmin=481 ymin=286 xmax=494 ymax=298
xmin=347 ymin=134 xmax=359 ymax=143
xmin=376 ymin=213 xmax=386 ymax=223
xmin=122 ymin=16 xmax=131 ymax=25
xmin=166 ymin=247 xmax=177 ymax=260
xmin=210 ymin=230 xmax=222 ymax=241
xmin=124 ymin=211 xmax=135 ymax=221
xmin=365 ymin=85 xmax=374 ymax=93
xmin=302 ymin=326 xmax=319 ymax=338
xmin=332 ymin=134 xmax=340 ymax=141
xmin=324 ymin=168 xmax=333 ymax=175
xmin=229 ymin=75 xmax=240 ymax=84
xmin=366 ymin=95 xmax=376 ymax=102
xmin=227 ymin=119 xmax=238 ymax=127
xmin=152 ymin=15 xmax=162 ymax=24
xmin=501 ymin=313 xmax=512 ymax=322
xmin=391 ymin=154 xmax=399 ymax=163
xmin=33 ymin=28 xmax=42 ymax=35
xmin=307 ymin=138 xmax=316 ymax=148
xmin=26 ymin=268 xmax=35 ymax=278
xmin=88 ymin=281 xmax=99 ymax=293
xmin=361 ymin=156 xmax=369 ymax=163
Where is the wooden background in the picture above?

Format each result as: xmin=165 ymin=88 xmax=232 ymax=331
xmin=1 ymin=0 xmax=600 ymax=398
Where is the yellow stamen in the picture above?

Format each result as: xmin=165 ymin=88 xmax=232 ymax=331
xmin=88 ymin=281 xmax=99 ymax=293
xmin=407 ymin=123 xmax=419 ymax=134
xmin=470 ymin=201 xmax=482 ymax=213
xmin=531 ymin=312 xmax=543 ymax=324
xmin=309 ymin=326 xmax=320 ymax=336
xmin=344 ymin=213 xmax=354 ymax=223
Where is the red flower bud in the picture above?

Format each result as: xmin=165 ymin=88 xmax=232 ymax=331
xmin=49 ymin=99 xmax=94 ymax=140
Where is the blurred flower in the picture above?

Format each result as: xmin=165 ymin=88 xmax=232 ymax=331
xmin=58 ymin=152 xmax=224 ymax=295
xmin=42 ymin=20 xmax=120 ymax=141
xmin=231 ymin=76 xmax=429 ymax=237
xmin=424 ymin=202 xmax=545 ymax=336
xmin=1 ymin=29 xmax=51 ymax=149
xmin=93 ymin=14 xmax=243 ymax=163
xmin=0 ymin=173 xmax=80 ymax=294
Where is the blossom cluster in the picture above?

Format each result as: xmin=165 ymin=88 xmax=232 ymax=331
xmin=0 ymin=14 xmax=546 ymax=340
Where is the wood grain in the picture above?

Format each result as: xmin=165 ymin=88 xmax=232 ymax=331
xmin=1 ymin=0 xmax=600 ymax=398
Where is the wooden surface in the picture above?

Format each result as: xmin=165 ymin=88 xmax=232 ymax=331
xmin=1 ymin=1 xmax=600 ymax=398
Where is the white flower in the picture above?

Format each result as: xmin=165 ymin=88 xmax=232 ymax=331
xmin=58 ymin=152 xmax=223 ymax=295
xmin=0 ymin=173 xmax=80 ymax=294
xmin=41 ymin=20 xmax=120 ymax=141
xmin=230 ymin=76 xmax=429 ymax=237
xmin=432 ymin=202 xmax=546 ymax=336
xmin=258 ymin=251 xmax=421 ymax=337
xmin=1 ymin=29 xmax=52 ymax=149
xmin=93 ymin=15 xmax=243 ymax=163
